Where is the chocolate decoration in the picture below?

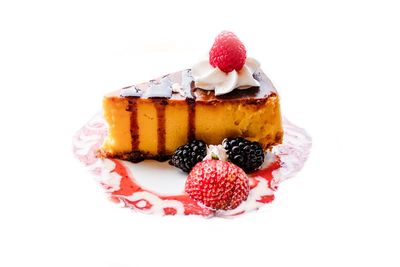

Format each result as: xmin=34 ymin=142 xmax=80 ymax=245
xmin=116 ymin=69 xmax=276 ymax=102
xmin=121 ymin=86 xmax=143 ymax=97
xmin=181 ymin=69 xmax=195 ymax=99
xmin=128 ymin=99 xmax=139 ymax=151
xmin=142 ymin=78 xmax=172 ymax=98
xmin=153 ymin=99 xmax=168 ymax=156
xmin=186 ymin=98 xmax=196 ymax=141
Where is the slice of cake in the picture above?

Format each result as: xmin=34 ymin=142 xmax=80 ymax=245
xmin=98 ymin=31 xmax=283 ymax=162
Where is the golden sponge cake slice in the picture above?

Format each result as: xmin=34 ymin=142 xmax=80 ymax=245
xmin=98 ymin=69 xmax=283 ymax=162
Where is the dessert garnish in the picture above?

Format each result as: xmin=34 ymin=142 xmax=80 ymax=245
xmin=170 ymin=140 xmax=207 ymax=172
xmin=203 ymin=144 xmax=228 ymax=161
xmin=191 ymin=31 xmax=261 ymax=95
xmin=209 ymin=31 xmax=247 ymax=73
xmin=143 ymin=78 xmax=172 ymax=98
xmin=169 ymin=137 xmax=265 ymax=175
xmin=185 ymin=160 xmax=250 ymax=210
xmin=171 ymin=83 xmax=185 ymax=97
xmin=170 ymin=137 xmax=264 ymax=210
xmin=120 ymin=86 xmax=143 ymax=97
xmin=223 ymin=137 xmax=265 ymax=172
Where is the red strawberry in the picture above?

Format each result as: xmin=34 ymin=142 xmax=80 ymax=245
xmin=209 ymin=31 xmax=247 ymax=73
xmin=185 ymin=160 xmax=249 ymax=210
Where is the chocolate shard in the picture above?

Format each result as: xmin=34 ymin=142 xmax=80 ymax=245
xmin=120 ymin=86 xmax=143 ymax=97
xmin=142 ymin=78 xmax=172 ymax=98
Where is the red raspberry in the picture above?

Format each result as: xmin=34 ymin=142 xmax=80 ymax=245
xmin=209 ymin=31 xmax=247 ymax=73
xmin=185 ymin=160 xmax=250 ymax=210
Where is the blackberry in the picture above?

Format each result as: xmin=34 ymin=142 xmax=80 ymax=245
xmin=223 ymin=137 xmax=264 ymax=173
xmin=170 ymin=140 xmax=207 ymax=172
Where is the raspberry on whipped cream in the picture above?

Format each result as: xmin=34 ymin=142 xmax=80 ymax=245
xmin=191 ymin=31 xmax=261 ymax=96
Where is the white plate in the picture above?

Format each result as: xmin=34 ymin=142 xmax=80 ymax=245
xmin=73 ymin=114 xmax=312 ymax=217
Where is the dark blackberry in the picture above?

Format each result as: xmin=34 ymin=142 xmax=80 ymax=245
xmin=170 ymin=140 xmax=207 ymax=172
xmin=223 ymin=137 xmax=264 ymax=173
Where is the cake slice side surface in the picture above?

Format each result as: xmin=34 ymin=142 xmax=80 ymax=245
xmin=195 ymin=95 xmax=283 ymax=149
xmin=100 ymin=96 xmax=132 ymax=156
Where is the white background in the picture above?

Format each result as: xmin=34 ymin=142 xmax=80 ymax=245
xmin=1 ymin=0 xmax=399 ymax=266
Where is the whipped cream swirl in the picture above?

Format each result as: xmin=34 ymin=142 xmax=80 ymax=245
xmin=203 ymin=145 xmax=228 ymax=161
xmin=191 ymin=57 xmax=261 ymax=95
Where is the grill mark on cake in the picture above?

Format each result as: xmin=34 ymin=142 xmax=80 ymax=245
xmin=186 ymin=98 xmax=196 ymax=141
xmin=128 ymin=99 xmax=140 ymax=151
xmin=153 ymin=99 xmax=168 ymax=156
